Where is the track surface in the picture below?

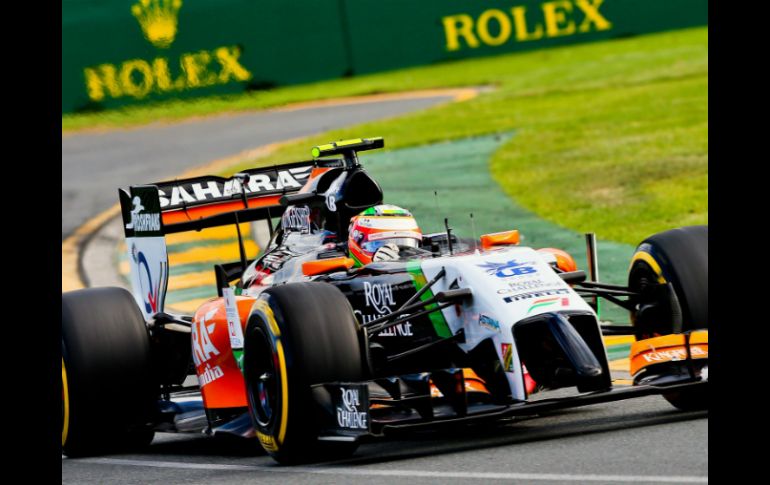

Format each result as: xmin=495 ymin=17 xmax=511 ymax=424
xmin=61 ymin=95 xmax=450 ymax=238
xmin=62 ymin=95 xmax=707 ymax=483
xmin=62 ymin=396 xmax=707 ymax=484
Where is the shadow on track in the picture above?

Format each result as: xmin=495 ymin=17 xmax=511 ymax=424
xmin=133 ymin=399 xmax=706 ymax=466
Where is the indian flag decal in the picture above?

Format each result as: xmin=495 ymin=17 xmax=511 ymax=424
xmin=527 ymin=297 xmax=569 ymax=314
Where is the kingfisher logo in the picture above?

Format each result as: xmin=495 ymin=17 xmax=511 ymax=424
xmin=125 ymin=196 xmax=161 ymax=233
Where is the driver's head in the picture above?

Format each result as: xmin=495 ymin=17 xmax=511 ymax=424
xmin=348 ymin=205 xmax=422 ymax=266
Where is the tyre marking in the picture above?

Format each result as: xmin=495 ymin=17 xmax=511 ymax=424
xmin=630 ymin=251 xmax=666 ymax=284
xmin=254 ymin=298 xmax=288 ymax=448
xmin=255 ymin=300 xmax=280 ymax=337
xmin=275 ymin=339 xmax=289 ymax=446
xmin=62 ymin=358 xmax=70 ymax=446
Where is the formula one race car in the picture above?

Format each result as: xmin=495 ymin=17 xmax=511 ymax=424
xmin=61 ymin=137 xmax=708 ymax=464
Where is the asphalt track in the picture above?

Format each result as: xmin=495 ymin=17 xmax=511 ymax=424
xmin=62 ymin=93 xmax=707 ymax=483
xmin=62 ymin=395 xmax=707 ymax=484
xmin=61 ymin=94 xmax=454 ymax=238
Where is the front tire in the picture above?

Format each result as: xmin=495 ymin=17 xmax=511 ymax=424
xmin=243 ymin=282 xmax=364 ymax=464
xmin=62 ymin=288 xmax=157 ymax=456
xmin=628 ymin=226 xmax=708 ymax=410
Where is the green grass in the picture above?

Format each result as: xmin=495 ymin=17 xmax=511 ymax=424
xmin=220 ymin=27 xmax=707 ymax=245
xmin=62 ymin=28 xmax=706 ymax=134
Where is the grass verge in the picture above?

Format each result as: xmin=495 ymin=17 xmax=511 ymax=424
xmin=220 ymin=27 xmax=707 ymax=246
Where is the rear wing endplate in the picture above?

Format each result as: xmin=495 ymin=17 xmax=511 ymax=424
xmin=118 ymin=161 xmax=315 ymax=318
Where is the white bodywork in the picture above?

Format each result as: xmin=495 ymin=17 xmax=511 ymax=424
xmin=419 ymin=246 xmax=601 ymax=401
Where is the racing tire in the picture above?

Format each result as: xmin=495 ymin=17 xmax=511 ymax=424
xmin=243 ymin=282 xmax=363 ymax=465
xmin=628 ymin=225 xmax=708 ymax=411
xmin=62 ymin=287 xmax=157 ymax=456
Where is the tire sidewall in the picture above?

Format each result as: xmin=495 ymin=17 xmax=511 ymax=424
xmin=629 ymin=226 xmax=708 ymax=335
xmin=61 ymin=287 xmax=156 ymax=456
xmin=244 ymin=283 xmax=363 ymax=464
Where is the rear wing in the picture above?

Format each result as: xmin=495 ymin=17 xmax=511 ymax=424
xmin=118 ymin=161 xmax=316 ymax=318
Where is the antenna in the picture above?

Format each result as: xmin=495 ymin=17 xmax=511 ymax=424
xmin=233 ymin=212 xmax=248 ymax=288
xmin=470 ymin=212 xmax=477 ymax=252
xmin=444 ymin=217 xmax=453 ymax=255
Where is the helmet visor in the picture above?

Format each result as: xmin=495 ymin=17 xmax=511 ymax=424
xmin=361 ymin=237 xmax=420 ymax=254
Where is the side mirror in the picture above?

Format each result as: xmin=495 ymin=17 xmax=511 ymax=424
xmin=302 ymin=256 xmax=355 ymax=276
xmin=480 ymin=230 xmax=520 ymax=248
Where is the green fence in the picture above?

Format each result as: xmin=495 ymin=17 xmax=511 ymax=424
xmin=62 ymin=0 xmax=707 ymax=114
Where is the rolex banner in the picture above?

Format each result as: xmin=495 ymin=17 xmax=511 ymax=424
xmin=62 ymin=0 xmax=707 ymax=114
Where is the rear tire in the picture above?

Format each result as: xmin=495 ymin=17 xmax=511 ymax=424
xmin=628 ymin=226 xmax=708 ymax=411
xmin=62 ymin=288 xmax=157 ymax=456
xmin=244 ymin=282 xmax=364 ymax=464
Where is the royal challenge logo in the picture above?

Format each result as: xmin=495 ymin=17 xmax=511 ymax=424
xmin=83 ymin=0 xmax=253 ymax=103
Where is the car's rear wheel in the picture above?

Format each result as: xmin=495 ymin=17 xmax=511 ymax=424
xmin=628 ymin=225 xmax=708 ymax=411
xmin=62 ymin=287 xmax=157 ymax=456
xmin=243 ymin=282 xmax=364 ymax=464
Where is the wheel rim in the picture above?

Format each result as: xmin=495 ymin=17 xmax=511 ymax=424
xmin=629 ymin=260 xmax=671 ymax=339
xmin=248 ymin=328 xmax=278 ymax=427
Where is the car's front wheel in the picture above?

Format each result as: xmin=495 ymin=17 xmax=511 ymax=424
xmin=628 ymin=225 xmax=708 ymax=411
xmin=243 ymin=282 xmax=364 ymax=464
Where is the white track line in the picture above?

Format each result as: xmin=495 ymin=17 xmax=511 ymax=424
xmin=69 ymin=457 xmax=707 ymax=483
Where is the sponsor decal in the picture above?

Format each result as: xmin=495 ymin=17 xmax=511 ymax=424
xmin=496 ymin=278 xmax=560 ymax=294
xmin=125 ymin=196 xmax=161 ymax=233
xmin=130 ymin=243 xmax=167 ymax=314
xmin=374 ymin=323 xmax=414 ymax=337
xmin=526 ymin=296 xmax=570 ymax=314
xmin=326 ymin=194 xmax=337 ymax=212
xmin=84 ymin=0 xmax=253 ymax=103
xmin=356 ymin=281 xmax=414 ymax=337
xmin=368 ymin=230 xmax=422 ymax=241
xmin=479 ymin=314 xmax=501 ymax=333
xmin=257 ymin=432 xmax=279 ymax=452
xmin=223 ymin=287 xmax=244 ymax=371
xmin=363 ymin=281 xmax=395 ymax=314
xmin=192 ymin=308 xmax=220 ymax=366
xmin=642 ymin=346 xmax=707 ymax=363
xmin=441 ymin=0 xmax=612 ymax=53
xmin=501 ymin=343 xmax=513 ymax=372
xmin=503 ymin=288 xmax=570 ymax=303
xmin=478 ymin=259 xmax=537 ymax=278
xmin=197 ymin=363 xmax=224 ymax=387
xmin=336 ymin=387 xmax=368 ymax=430
xmin=281 ymin=206 xmax=312 ymax=234
xmin=157 ymin=166 xmax=311 ymax=209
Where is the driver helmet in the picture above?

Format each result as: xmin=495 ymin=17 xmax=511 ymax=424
xmin=348 ymin=205 xmax=422 ymax=266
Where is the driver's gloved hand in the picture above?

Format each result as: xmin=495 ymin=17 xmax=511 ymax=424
xmin=373 ymin=243 xmax=400 ymax=262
